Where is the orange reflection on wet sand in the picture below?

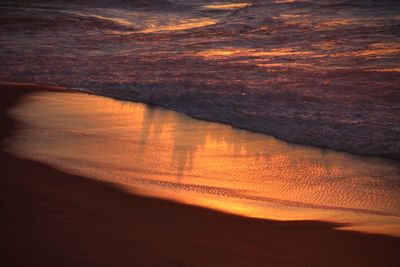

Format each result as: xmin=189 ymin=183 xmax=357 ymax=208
xmin=5 ymin=92 xmax=400 ymax=236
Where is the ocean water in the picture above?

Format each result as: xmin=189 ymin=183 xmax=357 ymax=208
xmin=0 ymin=0 xmax=399 ymax=157
xmin=5 ymin=91 xmax=400 ymax=236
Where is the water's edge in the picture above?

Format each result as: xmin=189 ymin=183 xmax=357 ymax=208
xmin=70 ymin=84 xmax=400 ymax=162
xmin=2 ymin=1 xmax=399 ymax=161
xmin=3 ymin=81 xmax=399 ymax=162
xmin=6 ymin=86 xmax=400 ymax=237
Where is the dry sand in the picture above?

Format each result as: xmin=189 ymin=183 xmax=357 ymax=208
xmin=0 ymin=83 xmax=399 ymax=267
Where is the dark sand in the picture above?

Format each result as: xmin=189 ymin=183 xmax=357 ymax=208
xmin=1 ymin=83 xmax=399 ymax=267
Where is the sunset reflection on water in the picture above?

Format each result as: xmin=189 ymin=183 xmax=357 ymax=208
xmin=6 ymin=91 xmax=400 ymax=236
xmin=2 ymin=0 xmax=399 ymax=163
xmin=203 ymin=3 xmax=252 ymax=10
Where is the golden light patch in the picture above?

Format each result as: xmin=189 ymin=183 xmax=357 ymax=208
xmin=203 ymin=3 xmax=252 ymax=10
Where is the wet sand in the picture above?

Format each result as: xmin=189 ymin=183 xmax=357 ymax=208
xmin=1 ymin=83 xmax=399 ymax=267
xmin=6 ymin=89 xmax=400 ymax=237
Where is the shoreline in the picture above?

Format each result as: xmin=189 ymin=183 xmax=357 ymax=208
xmin=1 ymin=83 xmax=400 ymax=266
xmin=4 ymin=82 xmax=399 ymax=162
xmin=141 ymin=98 xmax=400 ymax=162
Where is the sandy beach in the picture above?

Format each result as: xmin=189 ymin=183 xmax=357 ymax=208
xmin=1 ymin=83 xmax=400 ymax=267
